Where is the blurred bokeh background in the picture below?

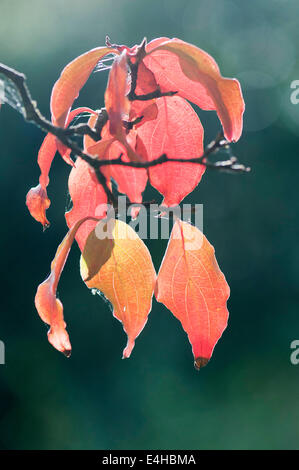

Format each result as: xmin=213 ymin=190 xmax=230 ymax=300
xmin=0 ymin=0 xmax=298 ymax=450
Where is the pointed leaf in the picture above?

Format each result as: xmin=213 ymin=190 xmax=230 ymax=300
xmin=105 ymin=50 xmax=130 ymax=137
xmin=136 ymin=95 xmax=205 ymax=206
xmin=145 ymin=38 xmax=244 ymax=142
xmin=26 ymin=183 xmax=51 ymax=228
xmin=104 ymin=51 xmax=140 ymax=162
xmin=51 ymin=47 xmax=114 ymax=127
xmin=106 ymin=131 xmax=148 ymax=209
xmin=80 ymin=219 xmax=156 ymax=358
xmin=155 ymin=220 xmax=230 ymax=369
xmin=85 ymin=114 xmax=148 ymax=208
xmin=65 ymin=157 xmax=108 ymax=251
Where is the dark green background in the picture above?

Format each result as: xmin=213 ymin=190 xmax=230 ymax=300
xmin=0 ymin=0 xmax=298 ymax=449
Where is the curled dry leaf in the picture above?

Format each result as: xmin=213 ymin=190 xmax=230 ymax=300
xmin=155 ymin=219 xmax=230 ymax=369
xmin=35 ymin=217 xmax=99 ymax=356
xmin=80 ymin=219 xmax=156 ymax=358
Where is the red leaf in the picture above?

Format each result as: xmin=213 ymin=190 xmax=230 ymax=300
xmin=129 ymin=100 xmax=158 ymax=127
xmin=80 ymin=219 xmax=156 ymax=358
xmin=25 ymin=183 xmax=51 ymax=228
xmin=104 ymin=51 xmax=140 ymax=163
xmin=144 ymin=38 xmax=244 ymax=142
xmin=135 ymin=60 xmax=159 ymax=95
xmin=106 ymin=131 xmax=148 ymax=210
xmin=26 ymin=108 xmax=96 ymax=228
xmin=51 ymin=47 xmax=115 ymax=127
xmin=65 ymin=157 xmax=108 ymax=251
xmin=57 ymin=106 xmax=98 ymax=164
xmin=136 ymin=95 xmax=205 ymax=206
xmin=85 ymin=112 xmax=148 ymax=209
xmin=35 ymin=216 xmax=98 ymax=356
xmin=105 ymin=50 xmax=130 ymax=137
xmin=155 ymin=219 xmax=230 ymax=369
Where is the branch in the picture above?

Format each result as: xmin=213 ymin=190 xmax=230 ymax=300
xmin=123 ymin=38 xmax=178 ymax=102
xmin=0 ymin=62 xmax=117 ymax=203
xmin=0 ymin=61 xmax=250 ymax=207
xmin=91 ymin=133 xmax=250 ymax=174
xmin=0 ymin=63 xmax=101 ymax=141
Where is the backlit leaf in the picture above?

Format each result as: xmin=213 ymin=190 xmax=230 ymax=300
xmin=155 ymin=219 xmax=230 ymax=369
xmin=145 ymin=38 xmax=244 ymax=142
xmin=104 ymin=51 xmax=140 ymax=162
xmin=26 ymin=108 xmax=96 ymax=228
xmin=51 ymin=47 xmax=115 ymax=127
xmin=136 ymin=95 xmax=205 ymax=206
xmin=65 ymin=157 xmax=108 ymax=251
xmin=35 ymin=217 xmax=98 ymax=356
xmin=80 ymin=219 xmax=156 ymax=358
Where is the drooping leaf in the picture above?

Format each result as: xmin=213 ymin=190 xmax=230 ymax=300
xmin=106 ymin=131 xmax=148 ymax=211
xmin=105 ymin=50 xmax=130 ymax=137
xmin=134 ymin=59 xmax=159 ymax=95
xmin=85 ymin=111 xmax=148 ymax=210
xmin=155 ymin=219 xmax=230 ymax=369
xmin=104 ymin=50 xmax=140 ymax=163
xmin=80 ymin=219 xmax=156 ymax=358
xmin=65 ymin=157 xmax=108 ymax=251
xmin=51 ymin=47 xmax=115 ymax=127
xmin=26 ymin=107 xmax=96 ymax=228
xmin=35 ymin=216 xmax=98 ymax=356
xmin=136 ymin=95 xmax=205 ymax=206
xmin=145 ymin=38 xmax=244 ymax=142
xmin=26 ymin=183 xmax=51 ymax=228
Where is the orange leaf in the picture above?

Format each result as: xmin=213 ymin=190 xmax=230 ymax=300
xmin=145 ymin=38 xmax=244 ymax=142
xmin=51 ymin=47 xmax=115 ymax=127
xmin=35 ymin=217 xmax=98 ymax=356
xmin=80 ymin=219 xmax=156 ymax=358
xmin=155 ymin=219 xmax=230 ymax=369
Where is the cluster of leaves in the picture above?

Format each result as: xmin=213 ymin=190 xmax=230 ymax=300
xmin=24 ymin=37 xmax=245 ymax=369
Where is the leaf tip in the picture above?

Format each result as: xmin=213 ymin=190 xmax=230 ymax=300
xmin=42 ymin=222 xmax=50 ymax=232
xmin=26 ymin=184 xmax=50 ymax=227
xmin=62 ymin=348 xmax=72 ymax=358
xmin=122 ymin=338 xmax=135 ymax=359
xmin=48 ymin=326 xmax=72 ymax=357
xmin=194 ymin=356 xmax=209 ymax=371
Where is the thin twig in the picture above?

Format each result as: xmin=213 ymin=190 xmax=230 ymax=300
xmin=0 ymin=60 xmax=250 ymax=206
